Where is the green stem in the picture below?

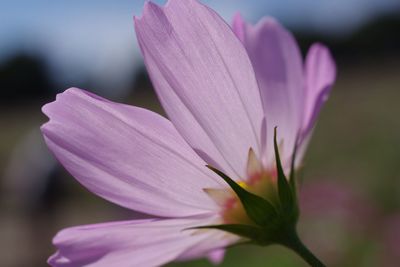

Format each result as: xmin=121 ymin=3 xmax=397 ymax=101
xmin=279 ymin=229 xmax=326 ymax=267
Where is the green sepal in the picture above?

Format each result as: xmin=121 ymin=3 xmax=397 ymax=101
xmin=289 ymin=135 xmax=299 ymax=220
xmin=187 ymin=224 xmax=271 ymax=246
xmin=273 ymin=127 xmax=296 ymax=217
xmin=289 ymin=137 xmax=298 ymax=193
xmin=206 ymin=165 xmax=277 ymax=227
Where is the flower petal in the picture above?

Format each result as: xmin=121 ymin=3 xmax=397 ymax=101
xmin=232 ymin=14 xmax=304 ymax=166
xmin=48 ymin=217 xmax=235 ymax=267
xmin=207 ymin=248 xmax=226 ymax=265
xmin=41 ymin=88 xmax=223 ymax=217
xmin=303 ymin=43 xmax=336 ymax=137
xmin=134 ymin=0 xmax=264 ymax=180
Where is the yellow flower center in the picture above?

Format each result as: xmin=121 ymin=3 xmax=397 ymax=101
xmin=204 ymin=149 xmax=280 ymax=225
xmin=222 ymin=170 xmax=278 ymax=225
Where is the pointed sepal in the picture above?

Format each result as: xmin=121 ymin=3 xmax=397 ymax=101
xmin=289 ymin=136 xmax=298 ymax=192
xmin=274 ymin=127 xmax=293 ymax=209
xmin=207 ymin=165 xmax=278 ymax=227
xmin=273 ymin=127 xmax=297 ymax=219
xmin=289 ymin=135 xmax=300 ymax=219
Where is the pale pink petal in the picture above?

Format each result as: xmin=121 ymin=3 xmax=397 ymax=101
xmin=177 ymin=232 xmax=235 ymax=263
xmin=48 ymin=217 xmax=234 ymax=267
xmin=303 ymin=43 xmax=336 ymax=137
xmin=232 ymin=14 xmax=304 ymax=167
xmin=135 ymin=0 xmax=264 ymax=180
xmin=207 ymin=249 xmax=226 ymax=265
xmin=42 ymin=88 xmax=223 ymax=217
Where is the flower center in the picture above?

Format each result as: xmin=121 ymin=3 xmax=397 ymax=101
xmin=223 ymin=170 xmax=279 ymax=225
xmin=204 ymin=149 xmax=280 ymax=225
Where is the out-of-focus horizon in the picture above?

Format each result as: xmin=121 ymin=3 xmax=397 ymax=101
xmin=1 ymin=0 xmax=400 ymax=267
xmin=1 ymin=0 xmax=399 ymax=97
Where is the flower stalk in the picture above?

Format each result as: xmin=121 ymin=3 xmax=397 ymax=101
xmin=201 ymin=129 xmax=326 ymax=267
xmin=278 ymin=227 xmax=325 ymax=267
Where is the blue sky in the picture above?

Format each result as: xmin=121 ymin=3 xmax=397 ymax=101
xmin=1 ymin=0 xmax=399 ymax=96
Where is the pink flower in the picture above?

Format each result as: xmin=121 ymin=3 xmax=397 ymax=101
xmin=43 ymin=0 xmax=336 ymax=266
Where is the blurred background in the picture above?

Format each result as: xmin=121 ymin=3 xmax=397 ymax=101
xmin=1 ymin=0 xmax=400 ymax=266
